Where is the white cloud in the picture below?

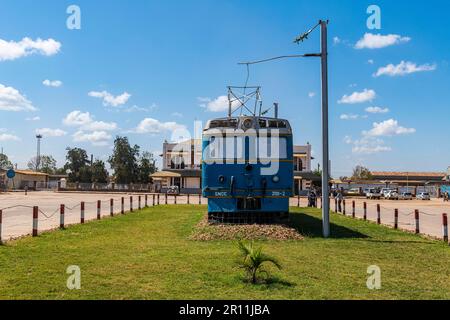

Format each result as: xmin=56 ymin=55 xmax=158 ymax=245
xmin=0 ymin=133 xmax=20 ymax=142
xmin=373 ymin=61 xmax=436 ymax=77
xmin=88 ymin=90 xmax=131 ymax=107
xmin=368 ymin=59 xmax=374 ymax=64
xmin=198 ymin=96 xmax=241 ymax=113
xmin=63 ymin=110 xmax=93 ymax=126
xmin=35 ymin=128 xmax=67 ymax=137
xmin=0 ymin=84 xmax=37 ymax=111
xmin=365 ymin=106 xmax=389 ymax=114
xmin=333 ymin=37 xmax=341 ymax=45
xmin=308 ymin=92 xmax=316 ymax=98
xmin=123 ymin=104 xmax=157 ymax=113
xmin=171 ymin=112 xmax=183 ymax=117
xmin=0 ymin=37 xmax=61 ymax=61
xmin=73 ymin=131 xmax=112 ymax=146
xmin=26 ymin=116 xmax=41 ymax=121
xmin=345 ymin=136 xmax=392 ymax=155
xmin=363 ymin=119 xmax=416 ymax=137
xmin=134 ymin=118 xmax=187 ymax=134
xmin=63 ymin=110 xmax=117 ymax=131
xmin=43 ymin=79 xmax=62 ymax=87
xmin=340 ymin=114 xmax=359 ymax=120
xmin=338 ymin=89 xmax=376 ymax=104
xmin=355 ymin=33 xmax=411 ymax=49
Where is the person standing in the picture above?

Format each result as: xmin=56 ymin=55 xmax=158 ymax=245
xmin=336 ymin=191 xmax=343 ymax=213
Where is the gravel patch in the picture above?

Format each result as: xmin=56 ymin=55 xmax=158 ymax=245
xmin=190 ymin=216 xmax=304 ymax=241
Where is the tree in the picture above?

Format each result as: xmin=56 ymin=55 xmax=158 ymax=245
xmin=0 ymin=153 xmax=12 ymax=170
xmin=27 ymin=155 xmax=57 ymax=174
xmin=237 ymin=241 xmax=282 ymax=284
xmin=137 ymin=151 xmax=157 ymax=183
xmin=91 ymin=160 xmax=109 ymax=183
xmin=108 ymin=137 xmax=140 ymax=184
xmin=65 ymin=147 xmax=90 ymax=182
xmin=351 ymin=165 xmax=373 ymax=181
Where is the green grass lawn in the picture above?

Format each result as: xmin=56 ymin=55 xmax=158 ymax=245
xmin=0 ymin=205 xmax=449 ymax=300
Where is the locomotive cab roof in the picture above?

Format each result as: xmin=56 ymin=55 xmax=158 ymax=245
xmin=204 ymin=116 xmax=292 ymax=134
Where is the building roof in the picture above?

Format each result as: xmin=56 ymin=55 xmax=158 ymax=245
xmin=151 ymin=171 xmax=181 ymax=178
xmin=372 ymin=172 xmax=446 ymax=178
xmin=14 ymin=170 xmax=49 ymax=177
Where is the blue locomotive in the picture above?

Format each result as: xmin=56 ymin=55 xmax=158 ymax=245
xmin=202 ymin=92 xmax=294 ymax=223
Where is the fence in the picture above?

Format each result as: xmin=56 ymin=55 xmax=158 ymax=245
xmin=0 ymin=195 xmax=448 ymax=245
xmin=61 ymin=182 xmax=155 ymax=193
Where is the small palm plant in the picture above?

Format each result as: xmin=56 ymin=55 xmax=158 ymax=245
xmin=237 ymin=240 xmax=282 ymax=284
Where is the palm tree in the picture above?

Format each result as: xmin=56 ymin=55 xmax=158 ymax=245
xmin=237 ymin=241 xmax=282 ymax=284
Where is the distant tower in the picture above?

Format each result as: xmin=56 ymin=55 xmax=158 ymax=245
xmin=36 ymin=134 xmax=43 ymax=171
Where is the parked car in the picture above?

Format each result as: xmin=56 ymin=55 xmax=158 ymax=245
xmin=166 ymin=186 xmax=180 ymax=195
xmin=416 ymin=192 xmax=431 ymax=200
xmin=381 ymin=188 xmax=394 ymax=198
xmin=346 ymin=188 xmax=362 ymax=196
xmin=365 ymin=188 xmax=382 ymax=200
xmin=385 ymin=190 xmax=399 ymax=200
xmin=398 ymin=192 xmax=413 ymax=200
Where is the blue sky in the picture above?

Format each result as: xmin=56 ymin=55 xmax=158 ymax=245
xmin=0 ymin=0 xmax=449 ymax=176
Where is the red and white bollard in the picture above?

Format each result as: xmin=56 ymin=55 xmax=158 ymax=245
xmin=394 ymin=209 xmax=399 ymax=230
xmin=145 ymin=194 xmax=148 ymax=207
xmin=363 ymin=202 xmax=367 ymax=221
xmin=174 ymin=195 xmax=177 ymax=205
xmin=97 ymin=200 xmax=101 ymax=220
xmin=343 ymin=200 xmax=346 ymax=216
xmin=297 ymin=196 xmax=300 ymax=207
xmin=199 ymin=194 xmax=202 ymax=205
xmin=187 ymin=194 xmax=190 ymax=205
xmin=121 ymin=197 xmax=125 ymax=214
xmin=138 ymin=196 xmax=142 ymax=210
xmin=377 ymin=204 xmax=381 ymax=225
xmin=153 ymin=194 xmax=156 ymax=206
xmin=0 ymin=209 xmax=3 ymax=244
xmin=60 ymin=204 xmax=65 ymax=229
xmin=32 ymin=206 xmax=39 ymax=237
xmin=130 ymin=196 xmax=134 ymax=212
xmin=165 ymin=194 xmax=168 ymax=205
xmin=110 ymin=199 xmax=114 ymax=217
xmin=81 ymin=202 xmax=85 ymax=224
xmin=157 ymin=194 xmax=160 ymax=205
xmin=352 ymin=201 xmax=356 ymax=218
xmin=443 ymin=214 xmax=448 ymax=243
xmin=415 ymin=210 xmax=420 ymax=234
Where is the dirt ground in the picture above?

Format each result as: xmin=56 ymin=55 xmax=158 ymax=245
xmin=0 ymin=191 xmax=448 ymax=241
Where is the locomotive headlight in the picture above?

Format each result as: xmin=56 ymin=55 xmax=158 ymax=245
xmin=272 ymin=176 xmax=280 ymax=183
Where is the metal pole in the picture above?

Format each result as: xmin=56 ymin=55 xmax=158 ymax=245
xmin=320 ymin=20 xmax=330 ymax=238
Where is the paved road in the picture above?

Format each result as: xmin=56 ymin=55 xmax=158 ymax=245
xmin=1 ymin=192 xmax=449 ymax=241
xmin=0 ymin=191 xmax=206 ymax=241
xmin=291 ymin=197 xmax=449 ymax=240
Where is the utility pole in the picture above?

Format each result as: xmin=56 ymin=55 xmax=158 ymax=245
xmin=320 ymin=20 xmax=330 ymax=238
xmin=36 ymin=134 xmax=43 ymax=171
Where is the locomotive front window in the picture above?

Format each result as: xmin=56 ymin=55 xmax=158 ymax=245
xmin=205 ymin=136 xmax=288 ymax=161
xmin=205 ymin=136 xmax=225 ymax=160
xmin=248 ymin=137 xmax=288 ymax=160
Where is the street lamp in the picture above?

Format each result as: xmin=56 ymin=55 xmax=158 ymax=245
xmin=35 ymin=134 xmax=43 ymax=172
xmin=238 ymin=20 xmax=331 ymax=238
